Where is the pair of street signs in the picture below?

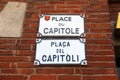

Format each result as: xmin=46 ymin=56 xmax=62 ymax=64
xmin=34 ymin=14 xmax=87 ymax=65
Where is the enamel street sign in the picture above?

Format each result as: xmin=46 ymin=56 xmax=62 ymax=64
xmin=34 ymin=14 xmax=87 ymax=65
xmin=38 ymin=14 xmax=85 ymax=37
xmin=34 ymin=39 xmax=86 ymax=65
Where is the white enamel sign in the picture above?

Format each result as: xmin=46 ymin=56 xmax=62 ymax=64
xmin=34 ymin=39 xmax=86 ymax=65
xmin=38 ymin=14 xmax=84 ymax=37
xmin=34 ymin=14 xmax=87 ymax=65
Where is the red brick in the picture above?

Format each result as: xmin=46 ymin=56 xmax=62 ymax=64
xmin=23 ymin=28 xmax=37 ymax=33
xmin=0 ymin=38 xmax=16 ymax=44
xmin=17 ymin=62 xmax=34 ymax=68
xmin=16 ymin=44 xmax=31 ymax=50
xmin=110 ymin=8 xmax=120 ymax=12
xmin=56 ymin=5 xmax=80 ymax=9
xmin=89 ymin=0 xmax=108 ymax=5
xmin=23 ymin=23 xmax=31 ymax=28
xmin=87 ymin=39 xmax=112 ymax=44
xmin=87 ymin=50 xmax=114 ymax=55
xmin=20 ymin=39 xmax=36 ymax=44
xmin=87 ymin=33 xmax=112 ymax=39
xmin=0 ymin=75 xmax=27 ymax=80
xmin=89 ymin=14 xmax=110 ymax=18
xmin=90 ymin=29 xmax=112 ymax=33
xmin=0 ymin=45 xmax=16 ymax=50
xmin=27 ymin=3 xmax=34 ymax=10
xmin=31 ymin=14 xmax=39 ymax=19
xmin=36 ymin=68 xmax=74 ymax=74
xmin=0 ymin=62 xmax=16 ymax=68
xmin=86 ymin=23 xmax=111 ymax=28
xmin=30 ymin=75 xmax=56 ymax=80
xmin=86 ymin=45 xmax=93 ymax=50
xmin=48 ymin=1 xmax=65 ymax=5
xmin=87 ymin=55 xmax=115 ymax=61
xmin=81 ymin=68 xmax=117 ymax=75
xmin=1 ymin=68 xmax=33 ymax=74
xmin=87 ymin=9 xmax=109 ymax=14
xmin=109 ymin=3 xmax=120 ymax=21
xmin=15 ymin=50 xmax=34 ymax=56
xmin=22 ymin=33 xmax=37 ymax=38
xmin=86 ymin=18 xmax=110 ymax=23
xmin=33 ymin=1 xmax=48 ymax=5
xmin=83 ymin=76 xmax=118 ymax=80
xmin=34 ymin=5 xmax=54 ymax=9
xmin=24 ymin=18 xmax=38 ymax=23
xmin=66 ymin=1 xmax=88 ymax=5
xmin=109 ymin=4 xmax=120 ymax=8
xmin=87 ymin=45 xmax=113 ymax=51
xmin=92 ymin=45 xmax=113 ymax=50
xmin=58 ymin=75 xmax=81 ymax=80
xmin=71 ymin=10 xmax=84 ymax=14
xmin=40 ymin=9 xmax=70 ymax=14
xmin=88 ymin=62 xmax=116 ymax=68
xmin=0 ymin=4 xmax=4 ymax=9
xmin=31 ymin=23 xmax=38 ymax=28
xmin=0 ymin=50 xmax=14 ymax=56
xmin=88 ymin=5 xmax=109 ymax=10
xmin=0 ymin=56 xmax=30 ymax=62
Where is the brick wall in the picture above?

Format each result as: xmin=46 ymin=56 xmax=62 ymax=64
xmin=0 ymin=0 xmax=118 ymax=80
xmin=109 ymin=3 xmax=120 ymax=22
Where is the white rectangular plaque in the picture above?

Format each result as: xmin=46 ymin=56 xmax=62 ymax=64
xmin=34 ymin=14 xmax=87 ymax=65
xmin=34 ymin=39 xmax=86 ymax=65
xmin=38 ymin=14 xmax=85 ymax=37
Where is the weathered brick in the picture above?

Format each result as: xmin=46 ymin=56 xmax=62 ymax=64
xmin=31 ymin=23 xmax=38 ymax=28
xmin=0 ymin=75 xmax=27 ymax=80
xmin=83 ymin=75 xmax=118 ymax=80
xmin=0 ymin=50 xmax=14 ymax=56
xmin=34 ymin=5 xmax=54 ymax=9
xmin=15 ymin=50 xmax=34 ymax=56
xmin=16 ymin=44 xmax=31 ymax=50
xmin=90 ymin=29 xmax=112 ymax=33
xmin=87 ymin=33 xmax=112 ymax=39
xmin=17 ymin=62 xmax=34 ymax=68
xmin=86 ymin=23 xmax=111 ymax=28
xmin=87 ymin=50 xmax=114 ymax=55
xmin=31 ymin=14 xmax=39 ymax=19
xmin=22 ymin=33 xmax=37 ymax=38
xmin=0 ymin=56 xmax=31 ymax=62
xmin=88 ymin=62 xmax=116 ymax=68
xmin=81 ymin=68 xmax=117 ymax=75
xmin=0 ymin=38 xmax=16 ymax=44
xmin=56 ymin=5 xmax=80 ymax=9
xmin=0 ymin=45 xmax=16 ymax=50
xmin=23 ymin=28 xmax=37 ymax=33
xmin=48 ymin=1 xmax=65 ymax=5
xmin=1 ymin=68 xmax=33 ymax=74
xmin=66 ymin=1 xmax=89 ymax=5
xmin=87 ymin=39 xmax=113 ymax=44
xmin=36 ymin=68 xmax=74 ymax=74
xmin=87 ymin=55 xmax=115 ymax=61
xmin=0 ymin=62 xmax=16 ymax=68
xmin=30 ymin=75 xmax=56 ymax=80
xmin=24 ymin=18 xmax=38 ymax=23
xmin=20 ymin=39 xmax=36 ymax=44
xmin=40 ymin=9 xmax=70 ymax=14
xmin=58 ymin=75 xmax=81 ymax=80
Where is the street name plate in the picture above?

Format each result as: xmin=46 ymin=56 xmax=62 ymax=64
xmin=34 ymin=14 xmax=87 ymax=65
xmin=34 ymin=39 xmax=86 ymax=65
xmin=38 ymin=14 xmax=84 ymax=37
